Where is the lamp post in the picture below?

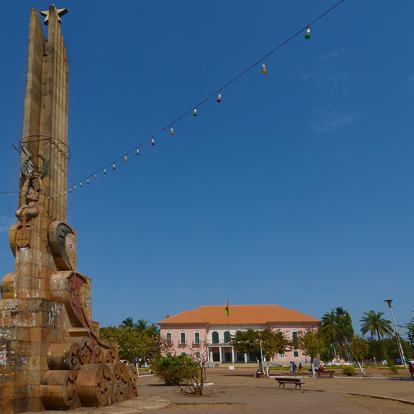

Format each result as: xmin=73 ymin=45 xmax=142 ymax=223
xmin=385 ymin=299 xmax=407 ymax=367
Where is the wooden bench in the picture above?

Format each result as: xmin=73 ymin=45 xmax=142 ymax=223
xmin=275 ymin=377 xmax=304 ymax=389
xmin=316 ymin=370 xmax=334 ymax=378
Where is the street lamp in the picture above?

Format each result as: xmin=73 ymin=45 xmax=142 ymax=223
xmin=385 ymin=299 xmax=407 ymax=367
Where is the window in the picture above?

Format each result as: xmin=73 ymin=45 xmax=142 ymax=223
xmin=278 ymin=353 xmax=285 ymax=358
xmin=181 ymin=352 xmax=186 ymax=356
xmin=248 ymin=352 xmax=259 ymax=362
xmin=236 ymin=352 xmax=245 ymax=362
xmin=292 ymin=331 xmax=298 ymax=341
xmin=223 ymin=351 xmax=232 ymax=362
xmin=293 ymin=351 xmax=299 ymax=357
xmin=224 ymin=331 xmax=231 ymax=343
xmin=166 ymin=332 xmax=171 ymax=342
xmin=194 ymin=332 xmax=200 ymax=344
xmin=212 ymin=331 xmax=219 ymax=344
xmin=180 ymin=332 xmax=186 ymax=344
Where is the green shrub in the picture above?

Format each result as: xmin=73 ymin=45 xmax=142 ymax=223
xmin=151 ymin=354 xmax=198 ymax=385
xmin=387 ymin=363 xmax=398 ymax=374
xmin=342 ymin=366 xmax=356 ymax=376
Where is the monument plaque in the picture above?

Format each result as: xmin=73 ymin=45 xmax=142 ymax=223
xmin=0 ymin=6 xmax=138 ymax=413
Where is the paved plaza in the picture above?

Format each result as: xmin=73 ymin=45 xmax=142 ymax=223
xmin=26 ymin=368 xmax=414 ymax=414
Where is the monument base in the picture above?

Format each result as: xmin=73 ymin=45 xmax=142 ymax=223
xmin=0 ymin=298 xmax=70 ymax=413
xmin=0 ymin=297 xmax=138 ymax=413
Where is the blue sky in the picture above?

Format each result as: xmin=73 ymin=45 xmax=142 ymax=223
xmin=1 ymin=1 xmax=414 ymax=331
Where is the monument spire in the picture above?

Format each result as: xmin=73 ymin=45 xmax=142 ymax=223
xmin=0 ymin=7 xmax=138 ymax=412
xmin=40 ymin=7 xmax=69 ymax=25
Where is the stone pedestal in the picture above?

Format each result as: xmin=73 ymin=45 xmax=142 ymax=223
xmin=0 ymin=299 xmax=69 ymax=413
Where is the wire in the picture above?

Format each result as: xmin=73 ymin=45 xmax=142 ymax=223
xmin=67 ymin=0 xmax=346 ymax=193
xmin=2 ymin=0 xmax=347 ymax=198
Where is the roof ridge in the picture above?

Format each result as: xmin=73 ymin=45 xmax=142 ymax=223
xmin=159 ymin=304 xmax=319 ymax=325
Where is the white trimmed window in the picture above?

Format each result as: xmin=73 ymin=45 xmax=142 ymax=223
xmin=212 ymin=331 xmax=219 ymax=344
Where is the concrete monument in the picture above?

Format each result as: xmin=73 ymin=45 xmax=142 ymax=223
xmin=0 ymin=6 xmax=138 ymax=413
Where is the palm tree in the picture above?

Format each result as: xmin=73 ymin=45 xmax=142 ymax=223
xmin=360 ymin=311 xmax=393 ymax=340
xmin=319 ymin=311 xmax=340 ymax=346
xmin=135 ymin=319 xmax=148 ymax=331
xmin=120 ymin=317 xmax=134 ymax=328
xmin=334 ymin=307 xmax=354 ymax=342
xmin=320 ymin=308 xmax=354 ymax=360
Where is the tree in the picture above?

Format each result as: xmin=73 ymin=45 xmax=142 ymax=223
xmin=366 ymin=337 xmax=413 ymax=363
xmin=134 ymin=319 xmax=158 ymax=336
xmin=232 ymin=329 xmax=260 ymax=356
xmin=100 ymin=317 xmax=169 ymax=363
xmin=319 ymin=311 xmax=338 ymax=346
xmin=335 ymin=307 xmax=354 ymax=342
xmin=299 ymin=331 xmax=326 ymax=377
xmin=152 ymin=350 xmax=209 ymax=396
xmin=260 ymin=329 xmax=289 ymax=361
xmin=120 ymin=317 xmax=135 ymax=328
xmin=232 ymin=329 xmax=288 ymax=359
xmin=100 ymin=326 xmax=147 ymax=362
xmin=232 ymin=329 xmax=288 ymax=375
xmin=360 ymin=311 xmax=393 ymax=340
xmin=404 ymin=315 xmax=414 ymax=349
xmin=348 ymin=336 xmax=369 ymax=376
xmin=151 ymin=354 xmax=198 ymax=386
xmin=181 ymin=349 xmax=209 ymax=396
xmin=319 ymin=307 xmax=354 ymax=360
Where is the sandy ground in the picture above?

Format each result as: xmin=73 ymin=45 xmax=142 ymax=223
xmin=29 ymin=368 xmax=414 ymax=414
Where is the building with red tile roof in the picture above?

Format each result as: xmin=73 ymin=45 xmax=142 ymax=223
xmin=159 ymin=304 xmax=319 ymax=365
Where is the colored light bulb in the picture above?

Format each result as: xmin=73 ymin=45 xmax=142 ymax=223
xmin=261 ymin=63 xmax=267 ymax=75
xmin=305 ymin=27 xmax=311 ymax=40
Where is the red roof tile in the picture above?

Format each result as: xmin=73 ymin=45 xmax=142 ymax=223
xmin=159 ymin=305 xmax=318 ymax=325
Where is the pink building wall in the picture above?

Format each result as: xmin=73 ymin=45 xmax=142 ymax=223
xmin=160 ymin=323 xmax=318 ymax=365
xmin=161 ymin=324 xmax=208 ymax=356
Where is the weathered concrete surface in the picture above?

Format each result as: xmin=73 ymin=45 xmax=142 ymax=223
xmin=26 ymin=397 xmax=171 ymax=414
xmin=25 ymin=370 xmax=414 ymax=414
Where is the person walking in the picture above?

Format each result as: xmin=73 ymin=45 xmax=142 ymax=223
xmin=408 ymin=361 xmax=414 ymax=380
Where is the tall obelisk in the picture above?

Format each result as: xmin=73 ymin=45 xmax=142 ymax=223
xmin=0 ymin=7 xmax=137 ymax=413
xmin=6 ymin=5 xmax=70 ymax=302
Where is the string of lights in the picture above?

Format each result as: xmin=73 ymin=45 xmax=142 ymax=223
xmin=2 ymin=0 xmax=346 ymax=200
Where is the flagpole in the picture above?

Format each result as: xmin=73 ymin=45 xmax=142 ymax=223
xmin=227 ymin=298 xmax=230 ymax=329
xmin=226 ymin=298 xmax=232 ymax=364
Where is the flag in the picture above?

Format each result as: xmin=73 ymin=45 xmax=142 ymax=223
xmin=224 ymin=301 xmax=229 ymax=315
